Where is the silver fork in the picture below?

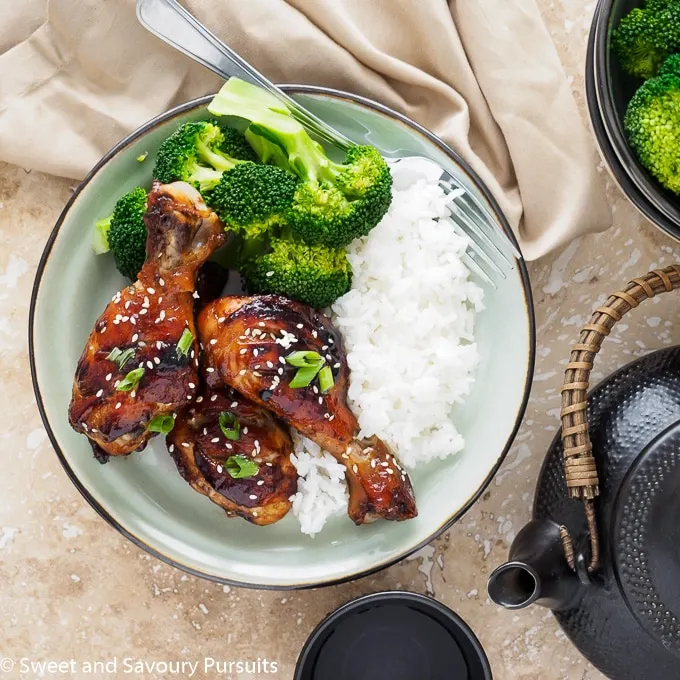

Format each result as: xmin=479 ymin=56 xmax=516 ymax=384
xmin=136 ymin=0 xmax=521 ymax=285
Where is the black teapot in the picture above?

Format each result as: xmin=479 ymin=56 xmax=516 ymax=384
xmin=488 ymin=267 xmax=680 ymax=679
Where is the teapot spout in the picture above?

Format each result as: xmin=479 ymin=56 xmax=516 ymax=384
xmin=488 ymin=520 xmax=586 ymax=611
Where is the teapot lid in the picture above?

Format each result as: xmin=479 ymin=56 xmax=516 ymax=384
xmin=614 ymin=421 xmax=680 ymax=653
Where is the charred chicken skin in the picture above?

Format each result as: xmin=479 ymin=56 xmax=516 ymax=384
xmin=168 ymin=385 xmax=297 ymax=525
xmin=198 ymin=295 xmax=418 ymax=524
xmin=68 ymin=182 xmax=225 ymax=459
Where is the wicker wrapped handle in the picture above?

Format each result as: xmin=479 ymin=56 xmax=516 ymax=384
xmin=559 ymin=265 xmax=680 ymax=574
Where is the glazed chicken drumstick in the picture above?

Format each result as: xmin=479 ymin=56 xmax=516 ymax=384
xmin=168 ymin=384 xmax=297 ymax=526
xmin=68 ymin=182 xmax=225 ymax=459
xmin=198 ymin=295 xmax=418 ymax=524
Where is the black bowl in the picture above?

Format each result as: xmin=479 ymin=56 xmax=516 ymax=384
xmin=294 ymin=591 xmax=492 ymax=680
xmin=587 ymin=0 xmax=680 ymax=238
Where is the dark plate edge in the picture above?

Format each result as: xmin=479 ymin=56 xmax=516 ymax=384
xmin=29 ymin=86 xmax=536 ymax=590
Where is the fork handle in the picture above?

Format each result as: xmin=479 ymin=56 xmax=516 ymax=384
xmin=136 ymin=0 xmax=352 ymax=150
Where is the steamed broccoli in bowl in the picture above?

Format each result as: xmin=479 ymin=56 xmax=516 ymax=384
xmin=613 ymin=1 xmax=680 ymax=79
xmin=624 ymin=59 xmax=680 ymax=194
xmin=208 ymin=77 xmax=392 ymax=248
xmin=92 ymin=187 xmax=147 ymax=280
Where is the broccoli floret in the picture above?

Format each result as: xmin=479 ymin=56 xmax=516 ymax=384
xmin=153 ymin=121 xmax=248 ymax=192
xmin=220 ymin=126 xmax=258 ymax=162
xmin=613 ymin=5 xmax=680 ymax=79
xmin=658 ymin=52 xmax=680 ymax=77
xmin=93 ymin=187 xmax=148 ymax=280
xmin=208 ymin=162 xmax=298 ymax=239
xmin=624 ymin=68 xmax=680 ymax=194
xmin=208 ymin=78 xmax=392 ymax=248
xmin=241 ymin=237 xmax=351 ymax=309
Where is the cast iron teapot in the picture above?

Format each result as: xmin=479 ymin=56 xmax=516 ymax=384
xmin=488 ymin=266 xmax=680 ymax=679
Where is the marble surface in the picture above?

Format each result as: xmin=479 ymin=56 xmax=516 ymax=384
xmin=2 ymin=2 xmax=680 ymax=679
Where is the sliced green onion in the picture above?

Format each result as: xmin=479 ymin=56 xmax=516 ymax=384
xmin=318 ymin=365 xmax=334 ymax=393
xmin=106 ymin=346 xmax=135 ymax=370
xmin=116 ymin=367 xmax=144 ymax=392
xmin=225 ymin=454 xmax=258 ymax=479
xmin=147 ymin=414 xmax=175 ymax=433
xmin=137 ymin=152 xmax=148 ymax=163
xmin=176 ymin=328 xmax=194 ymax=358
xmin=289 ymin=364 xmax=323 ymax=389
xmin=218 ymin=411 xmax=241 ymax=441
xmin=285 ymin=351 xmax=324 ymax=368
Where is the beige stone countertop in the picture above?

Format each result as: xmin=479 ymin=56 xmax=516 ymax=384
xmin=3 ymin=2 xmax=680 ymax=679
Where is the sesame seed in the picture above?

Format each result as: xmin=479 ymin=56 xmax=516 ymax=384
xmin=159 ymin=310 xmax=166 ymax=320
xmin=115 ymin=402 xmax=121 ymax=410
xmin=168 ymin=444 xmax=174 ymax=453
xmin=130 ymin=317 xmax=136 ymax=325
xmin=210 ymin=394 xmax=218 ymax=401
xmin=139 ymin=308 xmax=147 ymax=315
xmin=188 ymin=382 xmax=195 ymax=389
xmin=381 ymin=462 xmax=389 ymax=467
xmin=125 ymin=301 xmax=131 ymax=310
xmin=239 ymin=348 xmax=247 ymax=355
xmin=190 ymin=350 xmax=195 ymax=359
xmin=206 ymin=367 xmax=215 ymax=373
xmin=210 ymin=339 xmax=217 ymax=345
xmin=401 ymin=474 xmax=406 ymax=481
xmin=279 ymin=357 xmax=286 ymax=364
xmin=371 ymin=459 xmax=377 ymax=468
xmin=322 ymin=345 xmax=328 ymax=350
xmin=257 ymin=480 xmax=264 ymax=486
xmin=130 ymin=390 xmax=136 ymax=398
xmin=147 ymin=287 xmax=155 ymax=294
xmin=105 ymin=373 xmax=112 ymax=381
xmin=113 ymin=319 xmax=120 ymax=325
xmin=211 ymin=437 xmax=219 ymax=443
xmin=249 ymin=494 xmax=257 ymax=500
xmin=265 ymin=271 xmax=274 ymax=277
xmin=329 ymin=415 xmax=335 ymax=422
xmin=153 ymin=357 xmax=160 ymax=365
xmin=143 ymin=297 xmax=150 ymax=307
xmin=254 ymin=440 xmax=260 ymax=448
xmin=159 ymin=278 xmax=165 ymax=286
xmin=258 ymin=322 xmax=265 ymax=327
xmin=218 ymin=317 xmax=225 ymax=323
xmin=253 ymin=371 xmax=262 ymax=377
xmin=334 ymin=363 xmax=341 ymax=369
xmin=313 ymin=386 xmax=319 ymax=394
xmin=181 ymin=442 xmax=189 ymax=448
xmin=146 ymin=361 xmax=153 ymax=369
xmin=312 ymin=330 xmax=317 ymax=338
xmin=323 ymin=413 xmax=329 ymax=419
xmin=156 ymin=341 xmax=163 ymax=350
xmin=265 ymin=462 xmax=273 ymax=467
xmin=328 ymin=338 xmax=334 ymax=344
xmin=158 ymin=297 xmax=163 ymax=304
xmin=203 ymin=428 xmax=208 ymax=435
xmin=318 ymin=396 xmax=323 ymax=404
xmin=254 ymin=364 xmax=261 ymax=369
xmin=342 ymin=453 xmax=349 ymax=459
xmin=266 ymin=361 xmax=273 ymax=368
xmin=132 ymin=334 xmax=139 ymax=342
xmin=352 ymin=464 xmax=358 ymax=474
xmin=226 ymin=443 xmax=232 ymax=450
xmin=114 ymin=380 xmax=121 ymax=387
xmin=243 ymin=427 xmax=249 ymax=434
xmin=253 ymin=349 xmax=259 ymax=357
xmin=96 ymin=389 xmax=103 ymax=398
xmin=244 ymin=328 xmax=250 ymax=336
xmin=193 ymin=291 xmax=200 ymax=299
xmin=239 ymin=369 xmax=247 ymax=376
xmin=82 ymin=423 xmax=89 ymax=431
xmin=187 ymin=395 xmax=192 ymax=400
xmin=231 ymin=401 xmax=238 ymax=408
xmin=296 ymin=323 xmax=303 ymax=329
xmin=278 ymin=368 xmax=283 ymax=375
xmin=196 ymin=396 xmax=203 ymax=403
xmin=100 ymin=326 xmax=107 ymax=333
xmin=121 ymin=316 xmax=129 ymax=322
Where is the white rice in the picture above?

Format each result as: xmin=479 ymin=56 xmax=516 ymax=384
xmin=290 ymin=157 xmax=484 ymax=535
xmin=289 ymin=430 xmax=349 ymax=537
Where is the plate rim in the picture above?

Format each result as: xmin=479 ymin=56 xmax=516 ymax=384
xmin=28 ymin=85 xmax=536 ymax=589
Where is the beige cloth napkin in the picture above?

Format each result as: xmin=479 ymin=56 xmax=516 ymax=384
xmin=0 ymin=0 xmax=610 ymax=260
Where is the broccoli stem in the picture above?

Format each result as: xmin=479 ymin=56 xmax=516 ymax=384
xmin=92 ymin=215 xmax=112 ymax=254
xmin=208 ymin=79 xmax=343 ymax=185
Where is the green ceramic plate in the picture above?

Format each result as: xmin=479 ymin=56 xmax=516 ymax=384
xmin=30 ymin=87 xmax=535 ymax=588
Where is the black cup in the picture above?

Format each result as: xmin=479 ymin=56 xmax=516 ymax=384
xmin=294 ymin=591 xmax=492 ymax=680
